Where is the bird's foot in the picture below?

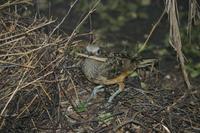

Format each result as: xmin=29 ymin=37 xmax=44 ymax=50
xmin=86 ymin=85 xmax=104 ymax=103
xmin=108 ymin=89 xmax=122 ymax=103
xmin=104 ymin=89 xmax=122 ymax=108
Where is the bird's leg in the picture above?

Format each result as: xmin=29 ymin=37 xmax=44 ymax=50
xmin=108 ymin=89 xmax=122 ymax=103
xmin=108 ymin=82 xmax=125 ymax=103
xmin=87 ymin=85 xmax=104 ymax=102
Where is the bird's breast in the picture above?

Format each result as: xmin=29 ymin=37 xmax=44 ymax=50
xmin=82 ymin=59 xmax=105 ymax=81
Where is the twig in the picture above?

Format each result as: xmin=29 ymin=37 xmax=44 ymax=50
xmin=165 ymin=0 xmax=191 ymax=111
xmin=0 ymin=42 xmax=58 ymax=57
xmin=0 ymin=20 xmax=55 ymax=42
xmin=0 ymin=0 xmax=32 ymax=10
xmin=136 ymin=9 xmax=166 ymax=56
xmin=0 ymin=60 xmax=35 ymax=69
xmin=16 ymin=94 xmax=38 ymax=119
xmin=0 ymin=67 xmax=28 ymax=124
xmin=49 ymin=0 xmax=79 ymax=38
xmin=76 ymin=53 xmax=107 ymax=62
xmin=64 ymin=0 xmax=101 ymax=47
xmin=166 ymin=0 xmax=191 ymax=90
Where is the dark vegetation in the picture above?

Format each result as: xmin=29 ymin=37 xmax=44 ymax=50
xmin=0 ymin=0 xmax=199 ymax=132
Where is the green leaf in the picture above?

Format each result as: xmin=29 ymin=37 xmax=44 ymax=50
xmin=130 ymin=71 xmax=139 ymax=77
xmin=97 ymin=112 xmax=113 ymax=124
xmin=75 ymin=101 xmax=87 ymax=113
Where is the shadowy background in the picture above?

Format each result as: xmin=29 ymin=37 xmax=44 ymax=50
xmin=33 ymin=0 xmax=200 ymax=79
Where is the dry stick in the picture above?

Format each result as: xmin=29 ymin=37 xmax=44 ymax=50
xmin=0 ymin=20 xmax=55 ymax=41
xmin=187 ymin=0 xmax=193 ymax=45
xmin=136 ymin=10 xmax=166 ymax=56
xmin=42 ymin=0 xmax=79 ymax=75
xmin=38 ymin=81 xmax=52 ymax=101
xmin=76 ymin=53 xmax=107 ymax=62
xmin=0 ymin=60 xmax=35 ymax=69
xmin=188 ymin=0 xmax=200 ymax=46
xmin=69 ymin=74 xmax=79 ymax=103
xmin=53 ymin=73 xmax=64 ymax=128
xmin=0 ymin=68 xmax=28 ymax=126
xmin=37 ymin=78 xmax=68 ymax=83
xmin=0 ymin=58 xmax=35 ymax=121
xmin=64 ymin=0 xmax=101 ymax=47
xmin=16 ymin=94 xmax=38 ymax=119
xmin=114 ymin=119 xmax=144 ymax=132
xmin=0 ymin=36 xmax=25 ymax=47
xmin=0 ymin=42 xmax=58 ymax=57
xmin=0 ymin=71 xmax=54 ymax=109
xmin=39 ymin=0 xmax=78 ymax=47
xmin=19 ymin=71 xmax=53 ymax=91
xmin=49 ymin=0 xmax=79 ymax=38
xmin=166 ymin=0 xmax=191 ymax=111
xmin=37 ymin=55 xmax=63 ymax=76
xmin=168 ymin=0 xmax=191 ymax=90
xmin=0 ymin=0 xmax=32 ymax=10
xmin=31 ymin=118 xmax=37 ymax=131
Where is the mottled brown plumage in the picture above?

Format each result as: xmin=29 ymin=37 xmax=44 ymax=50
xmin=82 ymin=56 xmax=136 ymax=85
xmin=81 ymin=45 xmax=137 ymax=103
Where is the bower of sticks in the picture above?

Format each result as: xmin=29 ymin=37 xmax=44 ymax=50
xmin=0 ymin=1 xmax=199 ymax=133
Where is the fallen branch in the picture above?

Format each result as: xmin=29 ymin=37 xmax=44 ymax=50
xmin=76 ymin=53 xmax=107 ymax=62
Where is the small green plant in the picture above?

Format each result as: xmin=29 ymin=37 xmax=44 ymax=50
xmin=97 ymin=112 xmax=113 ymax=124
xmin=75 ymin=101 xmax=88 ymax=113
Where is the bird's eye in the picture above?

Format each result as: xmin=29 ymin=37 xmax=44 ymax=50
xmin=96 ymin=49 xmax=101 ymax=55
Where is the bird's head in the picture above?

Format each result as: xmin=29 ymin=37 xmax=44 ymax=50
xmin=86 ymin=45 xmax=101 ymax=56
